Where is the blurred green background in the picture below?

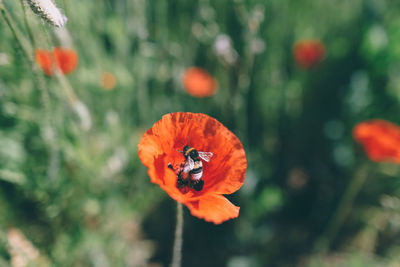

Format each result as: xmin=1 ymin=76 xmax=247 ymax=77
xmin=1 ymin=0 xmax=400 ymax=266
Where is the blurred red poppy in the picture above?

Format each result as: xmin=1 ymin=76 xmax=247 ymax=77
xmin=353 ymin=119 xmax=400 ymax=163
xmin=35 ymin=49 xmax=53 ymax=75
xmin=35 ymin=47 xmax=78 ymax=76
xmin=138 ymin=112 xmax=247 ymax=224
xmin=293 ymin=39 xmax=325 ymax=68
xmin=182 ymin=67 xmax=218 ymax=97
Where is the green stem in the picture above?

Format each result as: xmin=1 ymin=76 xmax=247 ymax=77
xmin=171 ymin=202 xmax=183 ymax=267
xmin=314 ymin=165 xmax=369 ymax=253
xmin=19 ymin=0 xmax=35 ymax=46
xmin=1 ymin=1 xmax=51 ymax=121
xmin=17 ymin=0 xmax=60 ymax=180
xmin=55 ymin=70 xmax=78 ymax=103
xmin=0 ymin=2 xmax=32 ymax=62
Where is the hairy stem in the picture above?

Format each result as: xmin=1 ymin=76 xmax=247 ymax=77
xmin=0 ymin=1 xmax=33 ymax=62
xmin=171 ymin=202 xmax=183 ymax=267
xmin=19 ymin=0 xmax=35 ymax=46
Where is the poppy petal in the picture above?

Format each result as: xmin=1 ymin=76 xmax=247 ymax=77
xmin=186 ymin=194 xmax=240 ymax=224
xmin=353 ymin=119 xmax=400 ymax=163
xmin=199 ymin=122 xmax=247 ymax=195
xmin=53 ymin=47 xmax=78 ymax=74
xmin=293 ymin=39 xmax=325 ymax=68
xmin=182 ymin=67 xmax=218 ymax=97
xmin=138 ymin=126 xmax=192 ymax=203
xmin=35 ymin=49 xmax=53 ymax=75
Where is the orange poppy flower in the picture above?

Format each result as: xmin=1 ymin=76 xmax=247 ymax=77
xmin=35 ymin=47 xmax=78 ymax=76
xmin=182 ymin=67 xmax=218 ymax=97
xmin=292 ymin=39 xmax=326 ymax=68
xmin=138 ymin=112 xmax=247 ymax=224
xmin=100 ymin=71 xmax=117 ymax=90
xmin=353 ymin=119 xmax=400 ymax=163
xmin=35 ymin=49 xmax=53 ymax=75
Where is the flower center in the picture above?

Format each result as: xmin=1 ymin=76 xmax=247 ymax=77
xmin=168 ymin=145 xmax=207 ymax=194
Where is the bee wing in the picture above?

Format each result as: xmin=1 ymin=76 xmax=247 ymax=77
xmin=198 ymin=151 xmax=213 ymax=162
xmin=183 ymin=156 xmax=195 ymax=172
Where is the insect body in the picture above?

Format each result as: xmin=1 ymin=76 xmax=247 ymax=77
xmin=168 ymin=145 xmax=213 ymax=192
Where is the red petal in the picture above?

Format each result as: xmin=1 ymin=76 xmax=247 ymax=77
xmin=53 ymin=47 xmax=78 ymax=74
xmin=353 ymin=119 xmax=400 ymax=163
xmin=185 ymin=194 xmax=240 ymax=224
xmin=198 ymin=118 xmax=247 ymax=195
xmin=35 ymin=49 xmax=53 ymax=76
xmin=138 ymin=125 xmax=194 ymax=203
xmin=182 ymin=67 xmax=218 ymax=97
xmin=293 ymin=40 xmax=325 ymax=68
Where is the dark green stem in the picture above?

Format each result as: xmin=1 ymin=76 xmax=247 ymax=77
xmin=314 ymin=165 xmax=369 ymax=253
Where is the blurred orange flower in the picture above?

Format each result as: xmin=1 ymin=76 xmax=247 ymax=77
xmin=353 ymin=119 xmax=400 ymax=163
xmin=35 ymin=47 xmax=78 ymax=76
xmin=138 ymin=112 xmax=247 ymax=224
xmin=182 ymin=67 xmax=217 ymax=97
xmin=100 ymin=71 xmax=117 ymax=90
xmin=293 ymin=39 xmax=325 ymax=68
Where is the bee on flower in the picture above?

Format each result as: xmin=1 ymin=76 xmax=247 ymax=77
xmin=168 ymin=142 xmax=213 ymax=192
xmin=138 ymin=112 xmax=247 ymax=224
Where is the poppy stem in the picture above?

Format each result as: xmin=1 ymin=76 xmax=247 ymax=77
xmin=0 ymin=1 xmax=33 ymax=62
xmin=19 ymin=0 xmax=35 ymax=47
xmin=314 ymin=165 xmax=369 ymax=253
xmin=171 ymin=202 xmax=183 ymax=267
xmin=53 ymin=71 xmax=92 ymax=131
xmin=17 ymin=0 xmax=61 ymax=180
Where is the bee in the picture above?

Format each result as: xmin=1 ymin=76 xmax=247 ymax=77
xmin=168 ymin=144 xmax=213 ymax=192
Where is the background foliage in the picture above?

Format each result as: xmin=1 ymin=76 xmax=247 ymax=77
xmin=1 ymin=0 xmax=400 ymax=266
